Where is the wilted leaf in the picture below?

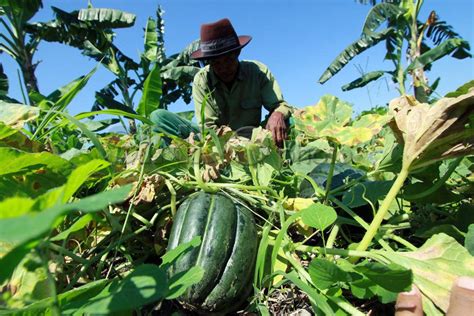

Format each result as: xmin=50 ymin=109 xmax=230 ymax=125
xmin=0 ymin=102 xmax=39 ymax=129
xmin=294 ymin=95 xmax=390 ymax=146
xmin=388 ymin=90 xmax=474 ymax=170
xmin=378 ymin=233 xmax=474 ymax=313
xmin=0 ymin=122 xmax=43 ymax=152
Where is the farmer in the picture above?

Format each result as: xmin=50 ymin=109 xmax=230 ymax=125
xmin=151 ymin=18 xmax=292 ymax=147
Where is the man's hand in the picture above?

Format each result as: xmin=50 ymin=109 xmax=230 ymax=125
xmin=265 ymin=111 xmax=287 ymax=147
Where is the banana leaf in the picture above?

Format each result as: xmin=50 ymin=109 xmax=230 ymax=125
xmin=362 ymin=3 xmax=405 ymax=34
xmin=341 ymin=71 xmax=385 ymax=91
xmin=407 ymin=38 xmax=471 ymax=71
xmin=319 ymin=28 xmax=394 ymax=84
xmin=77 ymin=8 xmax=136 ymax=28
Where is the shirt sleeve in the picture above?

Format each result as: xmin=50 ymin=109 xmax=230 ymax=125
xmin=257 ymin=62 xmax=294 ymax=119
xmin=193 ymin=71 xmax=219 ymax=129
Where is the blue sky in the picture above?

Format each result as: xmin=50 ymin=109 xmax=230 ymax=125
xmin=2 ymin=0 xmax=473 ymax=118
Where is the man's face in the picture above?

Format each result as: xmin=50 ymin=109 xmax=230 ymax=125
xmin=208 ymin=51 xmax=239 ymax=83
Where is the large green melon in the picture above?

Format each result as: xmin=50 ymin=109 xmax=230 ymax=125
xmin=167 ymin=191 xmax=258 ymax=313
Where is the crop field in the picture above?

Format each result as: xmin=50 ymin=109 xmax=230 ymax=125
xmin=0 ymin=1 xmax=473 ymax=315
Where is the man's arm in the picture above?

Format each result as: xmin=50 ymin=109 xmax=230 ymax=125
xmin=256 ymin=61 xmax=293 ymax=146
xmin=193 ymin=73 xmax=219 ymax=129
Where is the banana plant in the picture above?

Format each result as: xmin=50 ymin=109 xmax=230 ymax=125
xmin=0 ymin=0 xmax=43 ymax=103
xmin=28 ymin=5 xmax=200 ymax=134
xmin=320 ymin=0 xmax=471 ymax=102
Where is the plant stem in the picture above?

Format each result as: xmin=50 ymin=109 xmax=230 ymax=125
xmin=355 ymin=166 xmax=410 ymax=255
xmin=326 ymin=224 xmax=339 ymax=249
xmin=324 ymin=144 xmax=338 ymax=204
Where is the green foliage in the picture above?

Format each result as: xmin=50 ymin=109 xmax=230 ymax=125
xmin=319 ymin=1 xmax=472 ymax=100
xmin=1 ymin=3 xmax=473 ymax=316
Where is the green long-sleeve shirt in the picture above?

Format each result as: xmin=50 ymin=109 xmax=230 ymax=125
xmin=193 ymin=60 xmax=292 ymax=137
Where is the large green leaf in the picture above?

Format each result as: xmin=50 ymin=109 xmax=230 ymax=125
xmin=0 ymin=147 xmax=72 ymax=198
xmin=33 ymin=67 xmax=97 ymax=139
xmin=407 ymin=38 xmax=471 ymax=71
xmin=354 ymin=262 xmax=412 ymax=293
xmin=62 ymin=264 xmax=167 ymax=314
xmin=0 ymin=63 xmax=8 ymax=96
xmin=0 ymin=184 xmax=131 ymax=246
xmin=341 ymin=71 xmax=385 ymax=91
xmin=0 ymin=0 xmax=42 ymax=22
xmin=0 ymin=101 xmax=39 ymax=129
xmin=73 ymin=109 xmax=153 ymax=125
xmin=300 ymin=203 xmax=337 ymax=232
xmin=362 ymin=3 xmax=405 ymax=34
xmin=445 ymin=80 xmax=474 ymax=98
xmin=378 ymin=233 xmax=474 ymax=313
xmin=342 ymin=180 xmax=394 ymax=208
xmin=137 ymin=64 xmax=162 ymax=117
xmin=318 ymin=28 xmax=394 ymax=84
xmin=0 ymin=184 xmax=132 ymax=284
xmin=308 ymin=258 xmax=354 ymax=290
xmin=143 ymin=17 xmax=158 ymax=62
xmin=77 ymin=8 xmax=136 ymax=28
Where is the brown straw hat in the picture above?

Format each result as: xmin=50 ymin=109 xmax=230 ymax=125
xmin=191 ymin=18 xmax=252 ymax=60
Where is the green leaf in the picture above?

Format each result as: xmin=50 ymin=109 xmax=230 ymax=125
xmin=143 ymin=17 xmax=158 ymax=62
xmin=77 ymin=8 xmax=136 ymax=28
xmin=319 ymin=28 xmax=394 ymax=84
xmin=362 ymin=3 xmax=405 ymax=34
xmin=62 ymin=264 xmax=167 ymax=314
xmin=137 ymin=64 xmax=162 ymax=117
xmin=0 ymin=147 xmax=70 ymax=177
xmin=308 ymin=258 xmax=353 ymax=290
xmin=294 ymin=94 xmax=389 ymax=146
xmin=465 ymin=224 xmax=474 ymax=256
xmin=59 ymin=112 xmax=108 ymax=160
xmin=0 ymin=101 xmax=39 ymax=129
xmin=378 ymin=233 xmax=474 ymax=313
xmin=445 ymin=80 xmax=474 ymax=98
xmin=0 ymin=121 xmax=43 ymax=152
xmin=0 ymin=197 xmax=35 ymax=219
xmin=175 ymin=110 xmax=195 ymax=121
xmin=407 ymin=39 xmax=471 ymax=71
xmin=280 ymin=271 xmax=335 ymax=315
xmin=342 ymin=180 xmax=394 ymax=208
xmin=350 ymin=276 xmax=398 ymax=304
xmin=33 ymin=67 xmax=97 ymax=139
xmin=50 ymin=214 xmax=95 ymax=241
xmin=354 ymin=262 xmax=412 ymax=292
xmin=0 ymin=0 xmax=42 ymax=22
xmin=166 ymin=266 xmax=204 ymax=300
xmin=0 ymin=63 xmax=8 ymax=96
xmin=0 ymin=185 xmax=132 ymax=284
xmin=301 ymin=203 xmax=337 ymax=232
xmin=73 ymin=109 xmax=153 ymax=125
xmin=0 ymin=184 xmax=132 ymax=246
xmin=160 ymin=236 xmax=201 ymax=270
xmin=0 ymin=147 xmax=72 ymax=199
xmin=341 ymin=71 xmax=385 ymax=91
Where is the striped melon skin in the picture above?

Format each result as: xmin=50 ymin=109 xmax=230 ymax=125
xmin=167 ymin=191 xmax=258 ymax=313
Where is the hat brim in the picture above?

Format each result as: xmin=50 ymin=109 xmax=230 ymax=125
xmin=190 ymin=35 xmax=252 ymax=60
